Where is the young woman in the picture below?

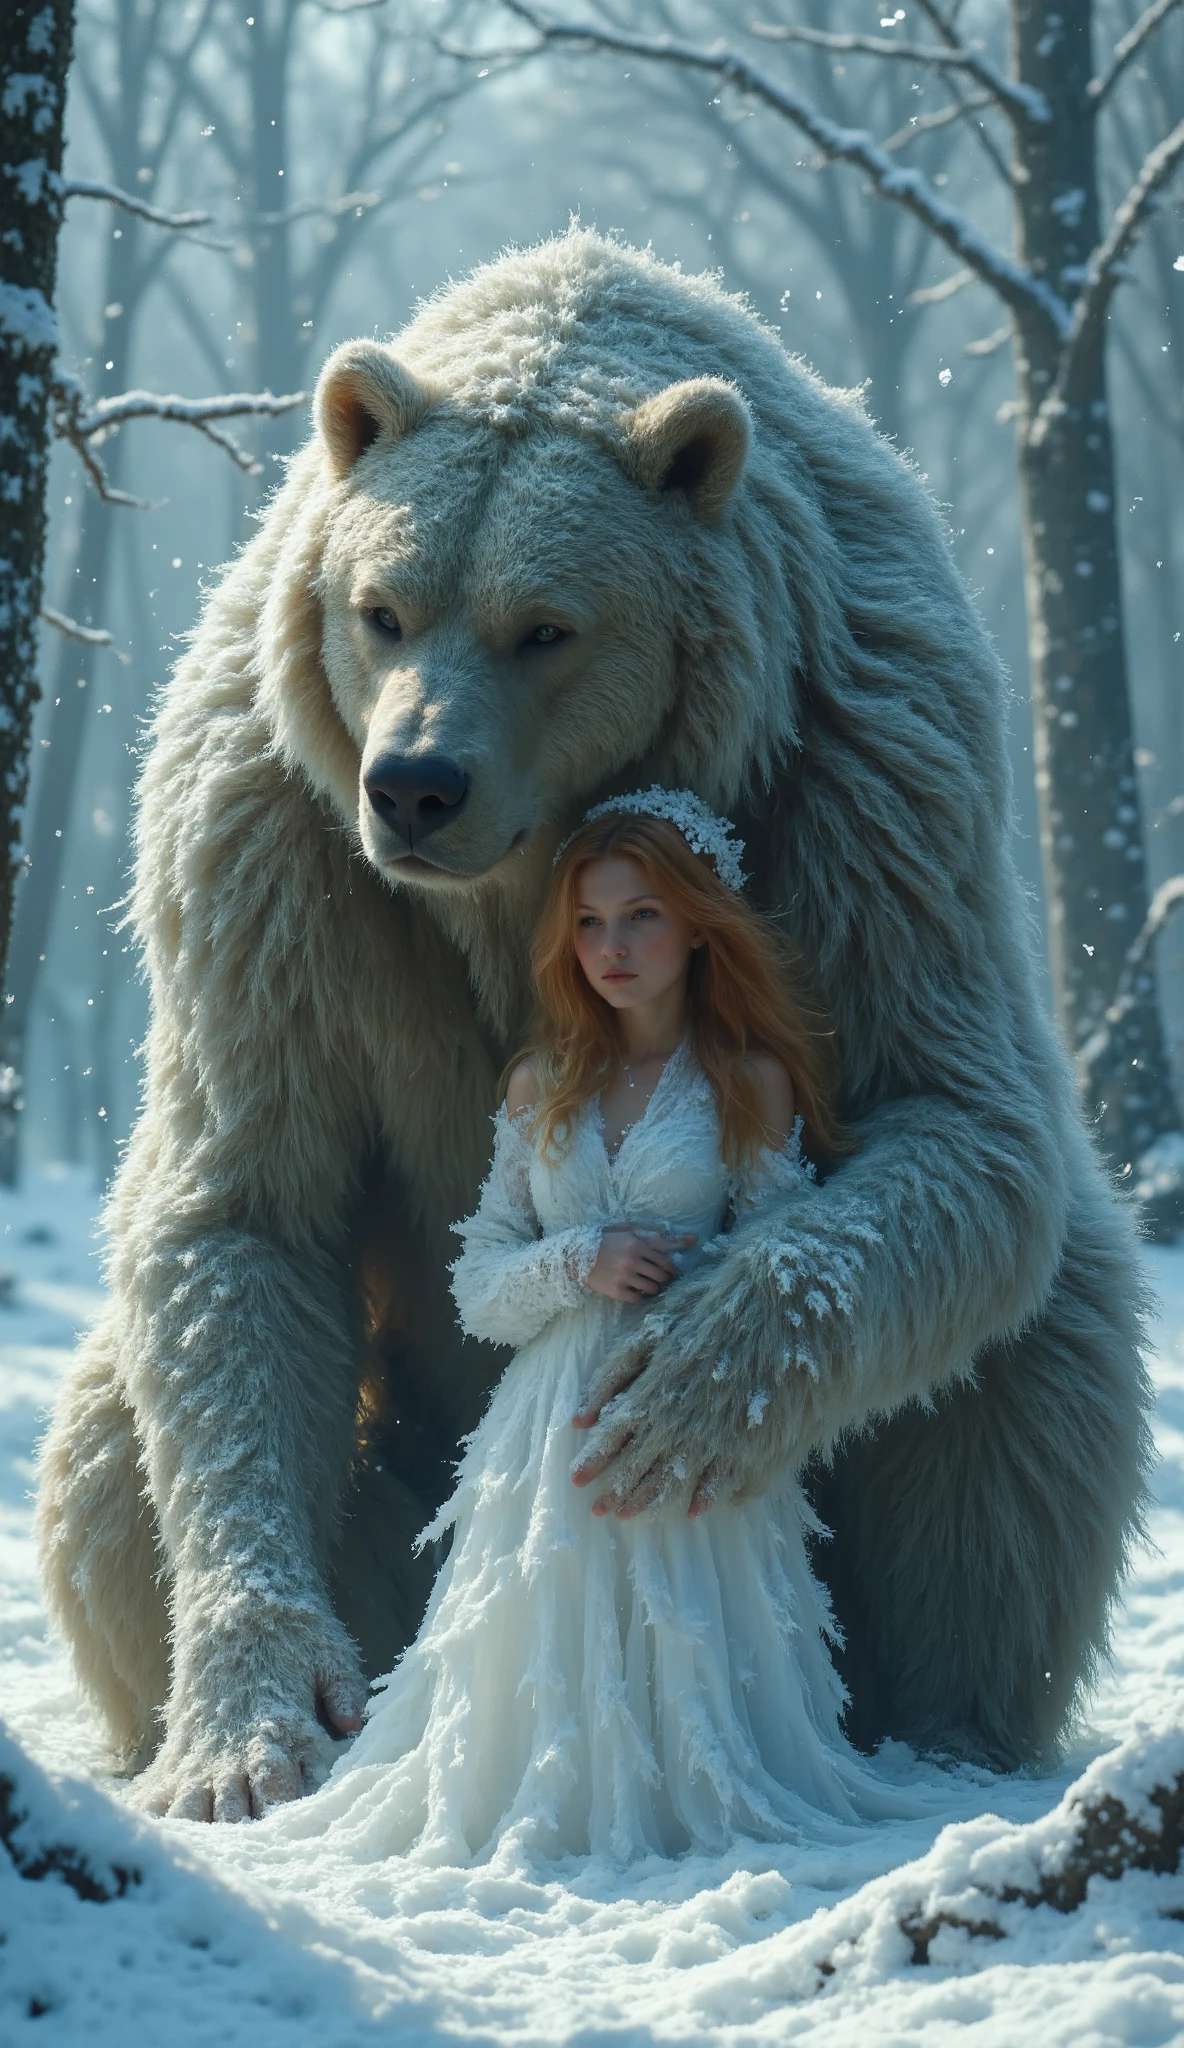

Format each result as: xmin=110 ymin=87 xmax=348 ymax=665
xmin=276 ymin=790 xmax=939 ymax=1866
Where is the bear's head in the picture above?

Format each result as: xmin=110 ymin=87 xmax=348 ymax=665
xmin=258 ymin=230 xmax=1005 ymax=1039
xmin=311 ymin=349 xmax=752 ymax=890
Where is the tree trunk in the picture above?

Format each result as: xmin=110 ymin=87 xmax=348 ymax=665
xmin=0 ymin=0 xmax=75 ymax=1155
xmin=246 ymin=1 xmax=305 ymax=474
xmin=0 ymin=198 xmax=139 ymax=1185
xmin=1010 ymin=0 xmax=1183 ymax=1236
xmin=0 ymin=493 xmax=118 ymax=1183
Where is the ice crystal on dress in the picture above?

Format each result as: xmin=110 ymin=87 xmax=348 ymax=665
xmin=449 ymin=1104 xmax=602 ymax=1345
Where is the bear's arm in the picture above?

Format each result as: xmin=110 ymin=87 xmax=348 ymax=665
xmin=104 ymin=979 xmax=374 ymax=1814
xmin=450 ymin=1106 xmax=603 ymax=1345
xmin=94 ymin=629 xmax=412 ymax=1813
xmin=573 ymin=1077 xmax=1076 ymax=1514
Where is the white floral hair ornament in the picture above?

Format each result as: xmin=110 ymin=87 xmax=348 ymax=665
xmin=555 ymin=785 xmax=748 ymax=892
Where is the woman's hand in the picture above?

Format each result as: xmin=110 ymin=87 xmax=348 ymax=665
xmin=583 ymin=1226 xmax=696 ymax=1303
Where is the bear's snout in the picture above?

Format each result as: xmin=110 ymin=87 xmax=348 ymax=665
xmin=363 ymin=753 xmax=471 ymax=851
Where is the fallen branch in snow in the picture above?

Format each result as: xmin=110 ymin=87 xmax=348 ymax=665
xmin=0 ymin=1770 xmax=139 ymax=1903
xmin=40 ymin=606 xmax=131 ymax=664
xmin=799 ymin=1736 xmax=1184 ymax=1991
xmin=897 ymin=1904 xmax=1005 ymax=1964
xmin=61 ymin=177 xmax=212 ymax=231
xmin=51 ymin=376 xmax=309 ymax=487
xmin=901 ymin=1772 xmax=1184 ymax=1965
xmin=1011 ymin=1772 xmax=1184 ymax=1909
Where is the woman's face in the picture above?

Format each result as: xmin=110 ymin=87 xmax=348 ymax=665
xmin=572 ymin=855 xmax=699 ymax=1014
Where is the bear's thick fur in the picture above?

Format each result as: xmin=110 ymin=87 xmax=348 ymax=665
xmin=37 ymin=231 xmax=1151 ymax=1817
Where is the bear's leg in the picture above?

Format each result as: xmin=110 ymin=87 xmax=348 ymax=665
xmin=36 ymin=1317 xmax=170 ymax=1769
xmin=330 ymin=1345 xmax=497 ymax=1676
xmin=817 ymin=1191 xmax=1151 ymax=1767
xmin=330 ymin=1460 xmax=440 ymax=1678
xmin=113 ymin=1219 xmax=369 ymax=1819
xmin=333 ymin=1187 xmax=502 ymax=1678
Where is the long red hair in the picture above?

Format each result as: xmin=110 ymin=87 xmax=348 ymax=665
xmin=515 ymin=812 xmax=844 ymax=1170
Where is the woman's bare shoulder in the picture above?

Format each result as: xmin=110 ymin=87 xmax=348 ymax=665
xmin=745 ymin=1052 xmax=796 ymax=1142
xmin=505 ymin=1056 xmax=542 ymax=1117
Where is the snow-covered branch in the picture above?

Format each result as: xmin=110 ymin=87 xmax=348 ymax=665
xmin=747 ymin=21 xmax=1048 ymax=129
xmin=1121 ymin=875 xmax=1184 ymax=992
xmin=40 ymin=606 xmax=130 ymax=664
xmin=1034 ymin=116 xmax=1184 ymax=436
xmin=496 ymin=2 xmax=1071 ymax=335
xmin=65 ymin=177 xmax=387 ymax=247
xmin=964 ymin=322 xmax=1011 ymax=358
xmin=253 ymin=187 xmax=381 ymax=229
xmin=51 ymin=378 xmax=309 ymax=491
xmin=1077 ymin=876 xmax=1184 ymax=1085
xmin=897 ymin=0 xmax=1018 ymax=186
xmin=61 ymin=178 xmax=212 ymax=231
xmin=49 ymin=377 xmax=152 ymax=505
xmin=78 ymin=387 xmax=307 ymax=433
xmin=907 ymin=265 xmax=976 ymax=306
xmin=909 ymin=0 xmax=996 ymax=54
xmin=882 ymin=91 xmax=992 ymax=153
xmin=1088 ymin=0 xmax=1184 ymax=109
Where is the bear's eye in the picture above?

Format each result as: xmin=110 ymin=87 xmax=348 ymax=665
xmin=368 ymin=606 xmax=402 ymax=638
xmin=522 ymin=623 xmax=566 ymax=649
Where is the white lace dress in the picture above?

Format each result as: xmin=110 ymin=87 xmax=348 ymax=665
xmin=294 ymin=1042 xmax=929 ymax=1865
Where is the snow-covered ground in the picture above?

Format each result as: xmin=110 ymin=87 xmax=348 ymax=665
xmin=2 ymin=1166 xmax=1183 ymax=2045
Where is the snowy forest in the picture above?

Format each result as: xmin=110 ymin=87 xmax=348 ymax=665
xmin=2 ymin=1 xmax=1184 ymax=2042
xmin=2 ymin=0 xmax=1184 ymax=1221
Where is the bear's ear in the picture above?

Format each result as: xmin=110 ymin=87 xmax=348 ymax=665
xmin=621 ymin=378 xmax=751 ymax=524
xmin=315 ymin=340 xmax=430 ymax=476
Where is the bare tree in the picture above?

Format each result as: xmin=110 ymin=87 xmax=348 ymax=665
xmin=3 ymin=0 xmax=476 ymax=1181
xmin=477 ymin=0 xmax=1184 ymax=1234
xmin=165 ymin=0 xmax=474 ymax=480
xmin=1103 ymin=0 xmax=1184 ymax=1077
xmin=662 ymin=0 xmax=989 ymax=448
xmin=1 ymin=0 xmax=76 ymax=1035
xmin=0 ymin=0 xmax=306 ymax=1178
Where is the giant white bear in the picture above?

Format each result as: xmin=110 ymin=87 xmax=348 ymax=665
xmin=37 ymin=231 xmax=1149 ymax=1819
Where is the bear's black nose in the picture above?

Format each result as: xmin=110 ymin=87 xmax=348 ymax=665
xmin=363 ymin=754 xmax=471 ymax=848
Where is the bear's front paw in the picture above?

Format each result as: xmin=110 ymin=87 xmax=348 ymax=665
xmin=571 ymin=1271 xmax=807 ymax=1517
xmin=130 ymin=1616 xmax=365 ymax=1823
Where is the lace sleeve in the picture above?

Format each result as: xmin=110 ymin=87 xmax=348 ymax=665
xmin=449 ymin=1106 xmax=603 ymax=1346
xmin=728 ymin=1115 xmax=817 ymax=1222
